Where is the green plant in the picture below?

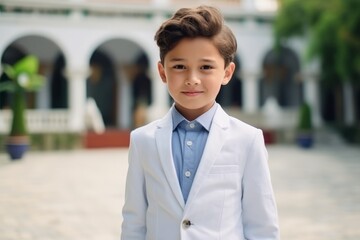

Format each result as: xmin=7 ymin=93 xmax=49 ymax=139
xmin=298 ymin=102 xmax=313 ymax=131
xmin=0 ymin=55 xmax=44 ymax=136
xmin=274 ymin=0 xmax=360 ymax=126
xmin=296 ymin=102 xmax=314 ymax=148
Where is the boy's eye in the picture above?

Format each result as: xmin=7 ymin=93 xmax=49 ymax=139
xmin=173 ymin=65 xmax=186 ymax=70
xmin=201 ymin=65 xmax=213 ymax=70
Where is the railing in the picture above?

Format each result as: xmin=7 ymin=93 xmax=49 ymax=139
xmin=0 ymin=110 xmax=71 ymax=134
xmin=0 ymin=107 xmax=298 ymax=134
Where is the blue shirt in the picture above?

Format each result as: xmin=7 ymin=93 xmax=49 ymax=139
xmin=171 ymin=104 xmax=217 ymax=202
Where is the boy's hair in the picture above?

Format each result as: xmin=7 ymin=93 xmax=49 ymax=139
xmin=154 ymin=5 xmax=237 ymax=67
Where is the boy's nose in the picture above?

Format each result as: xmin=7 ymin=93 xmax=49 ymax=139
xmin=185 ymin=73 xmax=200 ymax=86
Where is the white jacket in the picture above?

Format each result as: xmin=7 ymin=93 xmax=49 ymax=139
xmin=121 ymin=105 xmax=279 ymax=240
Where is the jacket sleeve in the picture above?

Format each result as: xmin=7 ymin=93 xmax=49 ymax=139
xmin=242 ymin=129 xmax=280 ymax=240
xmin=121 ymin=133 xmax=147 ymax=240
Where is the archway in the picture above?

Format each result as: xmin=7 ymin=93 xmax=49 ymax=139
xmin=51 ymin=53 xmax=68 ymax=109
xmin=0 ymin=35 xmax=67 ymax=110
xmin=87 ymin=50 xmax=117 ymax=127
xmin=89 ymin=38 xmax=152 ymax=129
xmin=260 ymin=46 xmax=301 ymax=107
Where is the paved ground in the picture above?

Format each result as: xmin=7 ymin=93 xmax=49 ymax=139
xmin=0 ymin=143 xmax=359 ymax=240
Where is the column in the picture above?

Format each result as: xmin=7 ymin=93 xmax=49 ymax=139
xmin=303 ymin=73 xmax=322 ymax=127
xmin=146 ymin=64 xmax=169 ymax=122
xmin=242 ymin=72 xmax=259 ymax=113
xmin=146 ymin=26 xmax=170 ymax=122
xmin=118 ymin=68 xmax=132 ymax=129
xmin=343 ymin=81 xmax=355 ymax=125
xmin=66 ymin=67 xmax=89 ymax=132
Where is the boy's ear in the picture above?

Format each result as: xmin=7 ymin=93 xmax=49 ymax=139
xmin=222 ymin=62 xmax=236 ymax=85
xmin=157 ymin=61 xmax=167 ymax=83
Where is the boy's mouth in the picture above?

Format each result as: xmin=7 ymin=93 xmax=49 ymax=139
xmin=182 ymin=91 xmax=203 ymax=96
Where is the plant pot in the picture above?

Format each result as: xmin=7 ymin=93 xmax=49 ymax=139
xmin=296 ymin=133 xmax=314 ymax=149
xmin=6 ymin=135 xmax=30 ymax=160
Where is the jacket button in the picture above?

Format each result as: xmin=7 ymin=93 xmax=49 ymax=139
xmin=182 ymin=219 xmax=192 ymax=228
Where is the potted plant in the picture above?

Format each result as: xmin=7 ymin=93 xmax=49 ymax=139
xmin=0 ymin=55 xmax=44 ymax=160
xmin=296 ymin=102 xmax=314 ymax=148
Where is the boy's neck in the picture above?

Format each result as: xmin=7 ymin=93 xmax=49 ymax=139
xmin=174 ymin=102 xmax=215 ymax=121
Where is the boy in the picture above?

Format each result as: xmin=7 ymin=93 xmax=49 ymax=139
xmin=121 ymin=5 xmax=279 ymax=240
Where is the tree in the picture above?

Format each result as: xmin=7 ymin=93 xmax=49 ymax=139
xmin=273 ymin=0 xmax=360 ymax=127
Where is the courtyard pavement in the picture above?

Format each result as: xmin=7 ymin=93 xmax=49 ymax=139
xmin=0 ymin=143 xmax=359 ymax=240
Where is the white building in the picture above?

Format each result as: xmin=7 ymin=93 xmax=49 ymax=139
xmin=0 ymin=0 xmax=323 ymax=148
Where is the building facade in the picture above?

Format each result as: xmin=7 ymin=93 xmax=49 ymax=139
xmin=0 ymin=0 xmax=323 ymax=147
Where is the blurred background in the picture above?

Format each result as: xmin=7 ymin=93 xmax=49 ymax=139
xmin=0 ymin=0 xmax=358 ymax=149
xmin=0 ymin=0 xmax=359 ymax=239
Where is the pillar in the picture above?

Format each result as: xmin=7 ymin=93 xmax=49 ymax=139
xmin=66 ymin=67 xmax=89 ymax=132
xmin=118 ymin=68 xmax=131 ymax=129
xmin=343 ymin=81 xmax=355 ymax=126
xmin=146 ymin=64 xmax=169 ymax=122
xmin=303 ymin=73 xmax=322 ymax=127
xmin=146 ymin=13 xmax=170 ymax=122
xmin=242 ymin=72 xmax=259 ymax=113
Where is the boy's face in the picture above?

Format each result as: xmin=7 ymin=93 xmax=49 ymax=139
xmin=158 ymin=37 xmax=235 ymax=120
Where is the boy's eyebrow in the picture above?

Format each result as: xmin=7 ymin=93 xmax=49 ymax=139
xmin=168 ymin=57 xmax=184 ymax=61
xmin=168 ymin=57 xmax=217 ymax=63
xmin=200 ymin=58 xmax=217 ymax=63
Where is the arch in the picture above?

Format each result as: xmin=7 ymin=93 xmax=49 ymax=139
xmin=88 ymin=37 xmax=152 ymax=129
xmin=51 ymin=53 xmax=68 ymax=108
xmin=0 ymin=34 xmax=68 ymax=109
xmin=0 ymin=30 xmax=66 ymax=58
xmin=259 ymin=46 xmax=302 ymax=107
xmin=0 ymin=31 xmax=66 ymax=62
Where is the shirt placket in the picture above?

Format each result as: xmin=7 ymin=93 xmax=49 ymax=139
xmin=181 ymin=124 xmax=197 ymax=202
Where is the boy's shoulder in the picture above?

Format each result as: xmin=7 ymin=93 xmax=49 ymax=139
xmin=131 ymin=118 xmax=161 ymax=135
xmin=218 ymin=115 xmax=264 ymax=148
xmin=130 ymin=112 xmax=170 ymax=139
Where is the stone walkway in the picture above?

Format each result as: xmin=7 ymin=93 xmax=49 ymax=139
xmin=269 ymin=145 xmax=360 ymax=240
xmin=0 ymin=144 xmax=359 ymax=239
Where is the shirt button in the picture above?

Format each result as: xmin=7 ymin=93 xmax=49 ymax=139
xmin=182 ymin=219 xmax=192 ymax=228
xmin=185 ymin=171 xmax=191 ymax=177
xmin=186 ymin=140 xmax=192 ymax=146
xmin=189 ymin=123 xmax=195 ymax=128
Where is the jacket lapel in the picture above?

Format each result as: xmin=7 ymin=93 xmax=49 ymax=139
xmin=155 ymin=110 xmax=185 ymax=208
xmin=185 ymin=106 xmax=230 ymax=208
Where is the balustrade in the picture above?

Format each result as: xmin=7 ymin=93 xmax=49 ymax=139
xmin=0 ymin=110 xmax=72 ymax=134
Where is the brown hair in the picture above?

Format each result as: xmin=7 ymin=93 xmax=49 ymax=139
xmin=154 ymin=5 xmax=237 ymax=67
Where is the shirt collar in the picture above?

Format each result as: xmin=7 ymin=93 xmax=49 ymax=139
xmin=171 ymin=103 xmax=218 ymax=131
